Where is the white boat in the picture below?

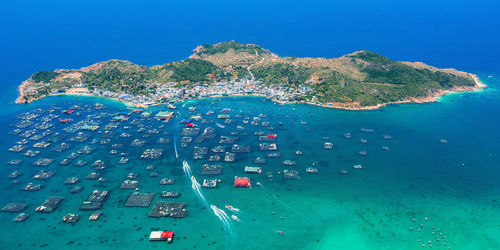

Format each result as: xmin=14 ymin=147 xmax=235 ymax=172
xmin=216 ymin=123 xmax=225 ymax=129
xmin=225 ymin=205 xmax=240 ymax=212
xmin=231 ymin=215 xmax=239 ymax=221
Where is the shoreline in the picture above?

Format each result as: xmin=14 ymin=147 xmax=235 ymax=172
xmin=14 ymin=76 xmax=487 ymax=111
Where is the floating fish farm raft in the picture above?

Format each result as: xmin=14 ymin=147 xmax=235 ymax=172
xmin=70 ymin=186 xmax=83 ymax=193
xmin=32 ymin=170 xmax=55 ymax=180
xmin=161 ymin=191 xmax=180 ymax=198
xmin=201 ymin=164 xmax=222 ymax=175
xmin=89 ymin=211 xmax=102 ymax=221
xmin=120 ymin=180 xmax=138 ymax=189
xmin=80 ymin=190 xmax=109 ymax=210
xmin=62 ymin=214 xmax=80 ymax=224
xmin=160 ymin=178 xmax=175 ymax=185
xmin=125 ymin=192 xmax=155 ymax=207
xmin=36 ymin=196 xmax=63 ymax=213
xmin=1 ymin=203 xmax=27 ymax=212
xmin=148 ymin=202 xmax=187 ymax=218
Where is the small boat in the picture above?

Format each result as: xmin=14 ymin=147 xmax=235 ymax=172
xmin=225 ymin=205 xmax=240 ymax=212
xmin=277 ymin=231 xmax=284 ymax=235
xmin=231 ymin=215 xmax=239 ymax=221
xmin=305 ymin=167 xmax=318 ymax=173
xmin=353 ymin=165 xmax=362 ymax=169
xmin=216 ymin=123 xmax=225 ymax=128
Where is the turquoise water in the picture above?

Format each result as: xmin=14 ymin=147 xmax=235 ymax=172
xmin=0 ymin=75 xmax=498 ymax=249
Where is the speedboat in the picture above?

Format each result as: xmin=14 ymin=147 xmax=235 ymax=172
xmin=225 ymin=205 xmax=240 ymax=212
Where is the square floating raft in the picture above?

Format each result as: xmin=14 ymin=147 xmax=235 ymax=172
xmin=120 ymin=180 xmax=138 ymax=189
xmin=36 ymin=196 xmax=63 ymax=213
xmin=80 ymin=190 xmax=108 ymax=210
xmin=125 ymin=192 xmax=155 ymax=207
xmin=80 ymin=201 xmax=103 ymax=210
xmin=201 ymin=164 xmax=222 ymax=175
xmin=148 ymin=202 xmax=187 ymax=218
xmin=1 ymin=203 xmax=27 ymax=212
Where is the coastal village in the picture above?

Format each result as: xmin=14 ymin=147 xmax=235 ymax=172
xmin=71 ymin=77 xmax=311 ymax=108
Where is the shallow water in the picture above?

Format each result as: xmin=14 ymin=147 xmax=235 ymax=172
xmin=0 ymin=75 xmax=499 ymax=250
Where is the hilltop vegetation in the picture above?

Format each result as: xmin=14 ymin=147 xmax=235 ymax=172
xmin=19 ymin=41 xmax=478 ymax=107
xmin=31 ymin=71 xmax=60 ymax=83
xmin=193 ymin=41 xmax=272 ymax=57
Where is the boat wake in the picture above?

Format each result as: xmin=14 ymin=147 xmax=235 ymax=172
xmin=182 ymin=161 xmax=234 ymax=233
xmin=190 ymin=176 xmax=207 ymax=204
xmin=211 ymin=204 xmax=233 ymax=230
xmin=182 ymin=160 xmax=193 ymax=178
xmin=173 ymin=136 xmax=179 ymax=159
xmin=259 ymin=183 xmax=299 ymax=215
xmin=183 ymin=161 xmax=206 ymax=203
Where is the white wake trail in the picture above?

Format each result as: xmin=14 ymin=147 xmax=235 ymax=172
xmin=182 ymin=160 xmax=233 ymax=233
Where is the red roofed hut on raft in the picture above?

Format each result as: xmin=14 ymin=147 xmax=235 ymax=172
xmin=149 ymin=231 xmax=174 ymax=243
xmin=234 ymin=176 xmax=251 ymax=187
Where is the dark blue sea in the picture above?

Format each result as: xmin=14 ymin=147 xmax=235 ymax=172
xmin=0 ymin=0 xmax=499 ymax=249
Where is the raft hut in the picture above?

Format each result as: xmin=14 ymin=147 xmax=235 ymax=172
xmin=149 ymin=231 xmax=174 ymax=243
xmin=156 ymin=111 xmax=173 ymax=121
xmin=234 ymin=176 xmax=251 ymax=188
xmin=244 ymin=166 xmax=262 ymax=174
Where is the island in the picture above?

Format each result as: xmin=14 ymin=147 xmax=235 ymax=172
xmin=16 ymin=41 xmax=485 ymax=109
